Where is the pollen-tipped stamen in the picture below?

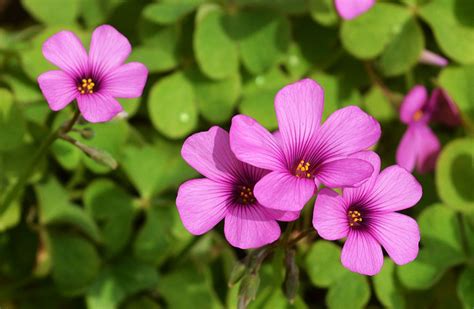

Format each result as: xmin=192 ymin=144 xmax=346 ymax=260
xmin=77 ymin=78 xmax=96 ymax=95
xmin=295 ymin=160 xmax=312 ymax=179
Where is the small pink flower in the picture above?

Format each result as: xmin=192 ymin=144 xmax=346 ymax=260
xmin=334 ymin=0 xmax=375 ymax=20
xmin=38 ymin=25 xmax=148 ymax=123
xmin=230 ymin=79 xmax=381 ymax=212
xmin=313 ymin=151 xmax=422 ymax=276
xmin=418 ymin=50 xmax=449 ymax=67
xmin=429 ymin=88 xmax=461 ymax=127
xmin=396 ymin=85 xmax=441 ymax=173
xmin=176 ymin=126 xmax=298 ymax=249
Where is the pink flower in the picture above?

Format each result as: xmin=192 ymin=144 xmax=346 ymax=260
xmin=396 ymin=85 xmax=441 ymax=173
xmin=429 ymin=88 xmax=461 ymax=127
xmin=313 ymin=151 xmax=422 ymax=276
xmin=230 ymin=79 xmax=381 ymax=212
xmin=38 ymin=25 xmax=148 ymax=123
xmin=418 ymin=50 xmax=449 ymax=67
xmin=176 ymin=126 xmax=298 ymax=249
xmin=335 ymin=0 xmax=375 ymax=20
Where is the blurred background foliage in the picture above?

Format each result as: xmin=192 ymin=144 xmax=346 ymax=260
xmin=0 ymin=0 xmax=473 ymax=308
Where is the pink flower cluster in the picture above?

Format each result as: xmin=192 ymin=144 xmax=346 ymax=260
xmin=177 ymin=79 xmax=423 ymax=276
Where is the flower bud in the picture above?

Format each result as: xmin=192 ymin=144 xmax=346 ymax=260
xmin=283 ymin=249 xmax=299 ymax=304
xmin=228 ymin=261 xmax=246 ymax=287
xmin=238 ymin=273 xmax=260 ymax=309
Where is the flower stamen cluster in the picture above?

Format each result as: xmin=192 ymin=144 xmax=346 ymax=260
xmin=295 ymin=160 xmax=312 ymax=178
xmin=78 ymin=78 xmax=96 ymax=95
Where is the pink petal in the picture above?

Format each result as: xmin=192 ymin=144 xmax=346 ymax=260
xmin=367 ymin=165 xmax=422 ymax=212
xmin=224 ymin=204 xmax=280 ymax=249
xmin=428 ymin=88 xmax=461 ymax=127
xmin=418 ymin=50 xmax=448 ymax=67
xmin=343 ymin=151 xmax=381 ymax=204
xmin=341 ymin=230 xmax=383 ymax=276
xmin=176 ymin=179 xmax=230 ymax=235
xmin=254 ymin=171 xmax=315 ymax=212
xmin=37 ymin=70 xmax=78 ymax=111
xmin=230 ymin=115 xmax=285 ymax=171
xmin=274 ymin=79 xmax=324 ymax=159
xmin=335 ymin=0 xmax=375 ymax=20
xmin=313 ymin=188 xmax=349 ymax=241
xmin=396 ymin=126 xmax=417 ymax=173
xmin=181 ymin=126 xmax=241 ymax=183
xmin=89 ymin=25 xmax=132 ymax=77
xmin=102 ymin=62 xmax=148 ymax=98
xmin=316 ymin=158 xmax=373 ymax=188
xmin=400 ymin=85 xmax=428 ymax=124
xmin=76 ymin=92 xmax=123 ymax=123
xmin=42 ymin=30 xmax=88 ymax=77
xmin=266 ymin=208 xmax=300 ymax=222
xmin=370 ymin=212 xmax=420 ymax=265
xmin=415 ymin=124 xmax=441 ymax=174
xmin=315 ymin=106 xmax=381 ymax=161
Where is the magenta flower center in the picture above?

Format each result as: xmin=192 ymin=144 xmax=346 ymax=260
xmin=77 ymin=78 xmax=96 ymax=95
xmin=348 ymin=209 xmax=363 ymax=227
xmin=235 ymin=185 xmax=256 ymax=205
xmin=413 ymin=110 xmax=423 ymax=122
xmin=294 ymin=160 xmax=313 ymax=179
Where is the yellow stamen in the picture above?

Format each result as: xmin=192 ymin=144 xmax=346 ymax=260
xmin=413 ymin=110 xmax=423 ymax=122
xmin=78 ymin=77 xmax=96 ymax=95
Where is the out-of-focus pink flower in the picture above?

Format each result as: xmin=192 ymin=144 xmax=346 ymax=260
xmin=313 ymin=151 xmax=422 ymax=276
xmin=396 ymin=85 xmax=441 ymax=173
xmin=335 ymin=0 xmax=375 ymax=20
xmin=418 ymin=50 xmax=449 ymax=67
xmin=176 ymin=127 xmax=299 ymax=250
xmin=38 ymin=25 xmax=148 ymax=123
xmin=230 ymin=79 xmax=381 ymax=212
xmin=429 ymin=88 xmax=462 ymax=127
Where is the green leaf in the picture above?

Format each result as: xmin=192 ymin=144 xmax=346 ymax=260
xmin=143 ymin=2 xmax=197 ymax=25
xmin=326 ymin=271 xmax=371 ymax=309
xmin=438 ymin=65 xmax=474 ymax=121
xmin=305 ymin=240 xmax=347 ymax=288
xmin=436 ymin=138 xmax=474 ymax=213
xmin=0 ymin=200 xmax=20 ymax=232
xmin=458 ymin=267 xmax=474 ymax=309
xmin=239 ymin=88 xmax=278 ymax=130
xmin=21 ymin=0 xmax=80 ymax=25
xmin=83 ymin=179 xmax=135 ymax=257
xmin=186 ymin=67 xmax=241 ymax=123
xmin=35 ymin=177 xmax=102 ymax=243
xmin=2 ymin=72 xmax=43 ymax=104
xmin=419 ymin=0 xmax=474 ymax=64
xmin=363 ymin=87 xmax=396 ymax=122
xmin=0 ymin=89 xmax=26 ymax=151
xmin=309 ymin=0 xmax=338 ymax=27
xmin=148 ymin=71 xmax=198 ymax=139
xmin=340 ymin=3 xmax=411 ymax=59
xmin=194 ymin=5 xmax=239 ymax=79
xmin=378 ymin=17 xmax=424 ymax=76
xmin=86 ymin=256 xmax=159 ymax=309
xmin=397 ymin=204 xmax=465 ymax=289
xmin=373 ymin=259 xmax=406 ymax=309
xmin=227 ymin=10 xmax=290 ymax=74
xmin=48 ymin=231 xmax=100 ymax=296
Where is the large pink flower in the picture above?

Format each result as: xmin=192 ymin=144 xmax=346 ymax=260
xmin=313 ymin=151 xmax=422 ymax=276
xmin=176 ymin=126 xmax=298 ymax=249
xmin=38 ymin=25 xmax=148 ymax=123
xmin=230 ymin=79 xmax=381 ymax=212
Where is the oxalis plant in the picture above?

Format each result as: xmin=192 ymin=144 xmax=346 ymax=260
xmin=0 ymin=0 xmax=473 ymax=308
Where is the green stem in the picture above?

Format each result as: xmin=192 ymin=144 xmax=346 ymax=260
xmin=0 ymin=109 xmax=80 ymax=216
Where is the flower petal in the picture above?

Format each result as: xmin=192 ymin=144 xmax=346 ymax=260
xmin=341 ymin=230 xmax=383 ymax=276
xmin=102 ymin=62 xmax=148 ymax=98
xmin=313 ymin=188 xmax=349 ymax=241
xmin=254 ymin=171 xmax=315 ymax=212
xmin=415 ymin=124 xmax=441 ymax=174
xmin=314 ymin=106 xmax=381 ymax=162
xmin=38 ymin=70 xmax=77 ymax=111
xmin=181 ymin=126 xmax=242 ymax=183
xmin=335 ymin=0 xmax=375 ymax=20
xmin=429 ymin=88 xmax=461 ymax=127
xmin=367 ymin=165 xmax=422 ymax=212
xmin=89 ymin=25 xmax=132 ymax=77
xmin=370 ymin=212 xmax=420 ymax=265
xmin=42 ymin=31 xmax=88 ymax=78
xmin=230 ymin=115 xmax=285 ymax=171
xmin=343 ymin=151 xmax=381 ymax=204
xmin=224 ymin=204 xmax=280 ymax=249
xmin=396 ymin=126 xmax=417 ymax=172
xmin=274 ymin=79 xmax=324 ymax=160
xmin=176 ymin=179 xmax=230 ymax=235
xmin=266 ymin=208 xmax=300 ymax=222
xmin=400 ymin=85 xmax=428 ymax=124
xmin=76 ymin=92 xmax=123 ymax=123
xmin=316 ymin=158 xmax=373 ymax=188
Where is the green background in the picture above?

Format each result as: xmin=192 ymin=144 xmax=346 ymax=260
xmin=0 ymin=0 xmax=473 ymax=308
